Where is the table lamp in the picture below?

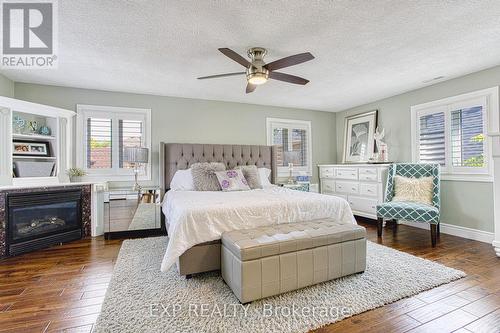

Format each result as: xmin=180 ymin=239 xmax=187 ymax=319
xmin=123 ymin=147 xmax=149 ymax=191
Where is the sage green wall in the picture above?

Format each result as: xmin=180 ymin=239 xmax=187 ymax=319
xmin=335 ymin=66 xmax=500 ymax=233
xmin=13 ymin=83 xmax=336 ymax=186
xmin=0 ymin=74 xmax=14 ymax=97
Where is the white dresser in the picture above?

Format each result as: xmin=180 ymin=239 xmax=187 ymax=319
xmin=318 ymin=164 xmax=390 ymax=219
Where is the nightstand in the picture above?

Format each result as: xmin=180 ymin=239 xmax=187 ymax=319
xmin=104 ymin=186 xmax=163 ymax=239
xmin=280 ymin=182 xmax=310 ymax=192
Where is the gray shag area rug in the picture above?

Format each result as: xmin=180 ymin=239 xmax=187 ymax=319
xmin=94 ymin=237 xmax=465 ymax=333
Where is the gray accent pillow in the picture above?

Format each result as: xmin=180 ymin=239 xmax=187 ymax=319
xmin=236 ymin=165 xmax=262 ymax=189
xmin=191 ymin=162 xmax=226 ymax=191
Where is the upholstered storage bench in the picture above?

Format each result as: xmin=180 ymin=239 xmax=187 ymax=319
xmin=221 ymin=219 xmax=367 ymax=303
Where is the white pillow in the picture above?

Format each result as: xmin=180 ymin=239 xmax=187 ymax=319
xmin=170 ymin=169 xmax=195 ymax=191
xmin=392 ymin=175 xmax=433 ymax=205
xmin=258 ymin=168 xmax=272 ymax=187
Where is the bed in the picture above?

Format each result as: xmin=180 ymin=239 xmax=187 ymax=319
xmin=159 ymin=143 xmax=356 ymax=276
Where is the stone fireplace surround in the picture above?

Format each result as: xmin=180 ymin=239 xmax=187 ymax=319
xmin=0 ymin=184 xmax=91 ymax=257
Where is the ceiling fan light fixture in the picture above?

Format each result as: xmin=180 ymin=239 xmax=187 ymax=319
xmin=247 ymin=72 xmax=268 ymax=85
xmin=246 ymin=66 xmax=269 ymax=85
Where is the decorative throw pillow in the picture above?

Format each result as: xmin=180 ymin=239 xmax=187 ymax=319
xmin=170 ymin=169 xmax=195 ymax=191
xmin=215 ymin=169 xmax=251 ymax=191
xmin=191 ymin=162 xmax=226 ymax=191
xmin=236 ymin=165 xmax=262 ymax=189
xmin=392 ymin=175 xmax=433 ymax=205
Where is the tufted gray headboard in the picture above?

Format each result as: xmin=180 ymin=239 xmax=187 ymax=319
xmin=159 ymin=143 xmax=277 ymax=193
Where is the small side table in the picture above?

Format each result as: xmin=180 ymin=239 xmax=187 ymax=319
xmin=280 ymin=182 xmax=310 ymax=192
xmin=104 ymin=185 xmax=163 ymax=239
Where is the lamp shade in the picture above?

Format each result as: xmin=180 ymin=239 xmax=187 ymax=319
xmin=123 ymin=147 xmax=149 ymax=163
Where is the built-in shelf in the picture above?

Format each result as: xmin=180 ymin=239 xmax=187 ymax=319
xmin=12 ymin=133 xmax=56 ymax=140
xmin=13 ymin=156 xmax=57 ymax=160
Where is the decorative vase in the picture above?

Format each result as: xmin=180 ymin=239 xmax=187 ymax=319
xmin=39 ymin=126 xmax=51 ymax=136
xmin=70 ymin=176 xmax=81 ymax=183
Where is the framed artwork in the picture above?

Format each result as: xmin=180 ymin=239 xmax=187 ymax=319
xmin=13 ymin=140 xmax=50 ymax=156
xmin=343 ymin=110 xmax=378 ymax=163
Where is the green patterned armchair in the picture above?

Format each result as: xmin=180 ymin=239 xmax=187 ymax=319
xmin=376 ymin=163 xmax=441 ymax=247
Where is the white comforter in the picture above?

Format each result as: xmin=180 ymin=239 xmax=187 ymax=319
xmin=160 ymin=186 xmax=356 ymax=272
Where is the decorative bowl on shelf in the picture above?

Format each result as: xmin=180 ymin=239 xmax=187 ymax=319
xmin=39 ymin=126 xmax=51 ymax=136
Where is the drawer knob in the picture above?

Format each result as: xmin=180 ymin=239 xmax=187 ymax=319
xmin=367 ymin=189 xmax=372 ymax=192
xmin=351 ymin=187 xmax=356 ymax=190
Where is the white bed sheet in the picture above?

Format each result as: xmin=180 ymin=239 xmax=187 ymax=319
xmin=160 ymin=186 xmax=356 ymax=272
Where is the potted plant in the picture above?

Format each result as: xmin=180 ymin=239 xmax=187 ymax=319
xmin=66 ymin=168 xmax=86 ymax=183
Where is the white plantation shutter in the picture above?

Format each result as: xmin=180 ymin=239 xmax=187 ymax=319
xmin=119 ymin=120 xmax=143 ymax=168
xmin=77 ymin=105 xmax=151 ymax=179
xmin=87 ymin=118 xmax=112 ymax=169
xmin=450 ymin=106 xmax=485 ymax=168
xmin=412 ymin=90 xmax=492 ymax=179
xmin=267 ymin=118 xmax=312 ymax=176
xmin=418 ymin=112 xmax=445 ymax=165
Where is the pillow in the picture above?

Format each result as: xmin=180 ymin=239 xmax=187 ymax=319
xmin=258 ymin=167 xmax=272 ymax=187
xmin=236 ymin=165 xmax=262 ymax=189
xmin=215 ymin=169 xmax=251 ymax=191
xmin=170 ymin=169 xmax=194 ymax=191
xmin=392 ymin=175 xmax=433 ymax=205
xmin=191 ymin=162 xmax=226 ymax=191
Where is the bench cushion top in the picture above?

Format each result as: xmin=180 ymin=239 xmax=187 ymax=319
xmin=221 ymin=219 xmax=366 ymax=261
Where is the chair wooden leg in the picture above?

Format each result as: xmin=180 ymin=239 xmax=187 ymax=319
xmin=437 ymin=223 xmax=441 ymax=239
xmin=392 ymin=219 xmax=398 ymax=234
xmin=430 ymin=224 xmax=437 ymax=247
xmin=377 ymin=218 xmax=383 ymax=237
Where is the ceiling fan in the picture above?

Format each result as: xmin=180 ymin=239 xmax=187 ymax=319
xmin=197 ymin=47 xmax=314 ymax=93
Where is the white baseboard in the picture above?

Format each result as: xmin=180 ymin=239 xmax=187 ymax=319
xmin=400 ymin=221 xmax=494 ymax=244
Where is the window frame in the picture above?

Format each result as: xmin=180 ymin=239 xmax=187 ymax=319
xmin=411 ymin=87 xmax=498 ymax=182
xmin=76 ymin=104 xmax=152 ymax=182
xmin=266 ymin=117 xmax=312 ymax=178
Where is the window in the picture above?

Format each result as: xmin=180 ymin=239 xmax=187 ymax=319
xmin=76 ymin=105 xmax=151 ymax=180
xmin=267 ymin=118 xmax=312 ymax=177
xmin=411 ymin=87 xmax=497 ymax=181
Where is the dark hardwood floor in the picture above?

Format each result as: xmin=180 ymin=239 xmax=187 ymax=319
xmin=0 ymin=220 xmax=498 ymax=332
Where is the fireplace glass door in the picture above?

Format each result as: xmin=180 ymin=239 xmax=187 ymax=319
xmin=8 ymin=190 xmax=82 ymax=244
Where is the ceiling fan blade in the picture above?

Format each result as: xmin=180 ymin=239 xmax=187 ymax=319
xmin=269 ymin=71 xmax=309 ymax=85
xmin=197 ymin=72 xmax=245 ymax=80
xmin=264 ymin=52 xmax=314 ymax=71
xmin=218 ymin=48 xmax=252 ymax=68
xmin=246 ymin=83 xmax=256 ymax=93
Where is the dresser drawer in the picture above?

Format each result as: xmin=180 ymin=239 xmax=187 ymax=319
xmin=335 ymin=168 xmax=358 ymax=180
xmin=335 ymin=181 xmax=359 ymax=194
xmin=332 ymin=193 xmax=347 ymax=200
xmin=320 ymin=167 xmax=335 ymax=179
xmin=359 ymin=173 xmax=378 ymax=181
xmin=358 ymin=168 xmax=378 ymax=181
xmin=359 ymin=183 xmax=378 ymax=197
xmin=321 ymin=179 xmax=335 ymax=193
xmin=348 ymin=196 xmax=378 ymax=215
xmin=359 ymin=167 xmax=377 ymax=175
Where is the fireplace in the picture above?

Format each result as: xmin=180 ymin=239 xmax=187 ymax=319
xmin=6 ymin=190 xmax=83 ymax=255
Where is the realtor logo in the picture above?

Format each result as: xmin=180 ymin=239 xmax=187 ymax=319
xmin=1 ymin=0 xmax=58 ymax=68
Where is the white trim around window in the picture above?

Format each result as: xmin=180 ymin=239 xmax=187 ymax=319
xmin=76 ymin=104 xmax=152 ymax=182
xmin=266 ymin=117 xmax=312 ymax=178
xmin=411 ymin=87 xmax=498 ymax=182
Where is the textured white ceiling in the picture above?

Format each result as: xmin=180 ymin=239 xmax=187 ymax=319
xmin=2 ymin=0 xmax=500 ymax=112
